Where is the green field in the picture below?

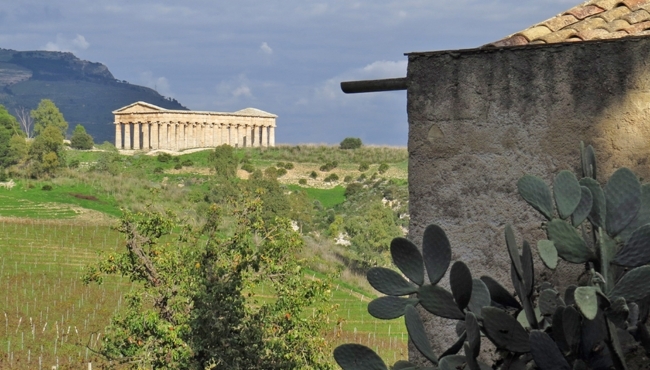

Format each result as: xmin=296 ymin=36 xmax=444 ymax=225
xmin=0 ymin=219 xmax=408 ymax=368
xmin=287 ymin=184 xmax=346 ymax=208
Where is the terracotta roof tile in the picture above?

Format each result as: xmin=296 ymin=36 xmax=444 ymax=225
xmin=621 ymin=9 xmax=650 ymax=22
xmin=590 ymin=0 xmax=623 ymax=11
xmin=607 ymin=18 xmax=633 ymax=30
xmin=542 ymin=14 xmax=580 ymax=31
xmin=518 ymin=26 xmax=553 ymax=41
xmin=570 ymin=16 xmax=609 ymax=32
xmin=597 ymin=5 xmax=633 ymax=22
xmin=538 ymin=28 xmax=580 ymax=43
xmin=578 ymin=28 xmax=614 ymax=39
xmin=566 ymin=4 xmax=606 ymax=19
xmin=486 ymin=0 xmax=650 ymax=47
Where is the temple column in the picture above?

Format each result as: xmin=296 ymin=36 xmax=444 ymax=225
xmin=216 ymin=124 xmax=223 ymax=145
xmin=261 ymin=125 xmax=268 ymax=147
xmin=160 ymin=123 xmax=167 ymax=149
xmin=124 ymin=123 xmax=132 ymax=149
xmin=207 ymin=124 xmax=213 ymax=147
xmin=187 ymin=123 xmax=194 ymax=149
xmin=170 ymin=122 xmax=177 ymax=151
xmin=229 ymin=124 xmax=236 ymax=146
xmin=251 ymin=125 xmax=259 ymax=148
xmin=237 ymin=125 xmax=244 ymax=147
xmin=115 ymin=123 xmax=122 ymax=149
xmin=178 ymin=123 xmax=185 ymax=150
xmin=201 ymin=124 xmax=206 ymax=147
xmin=152 ymin=122 xmax=159 ymax=150
xmin=133 ymin=123 xmax=141 ymax=150
xmin=269 ymin=126 xmax=275 ymax=147
xmin=142 ymin=122 xmax=150 ymax=151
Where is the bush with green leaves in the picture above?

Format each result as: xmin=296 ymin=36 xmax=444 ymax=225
xmin=68 ymin=159 xmax=80 ymax=168
xmin=70 ymin=124 xmax=94 ymax=150
xmin=358 ymin=162 xmax=370 ymax=172
xmin=181 ymin=159 xmax=193 ymax=167
xmin=320 ymin=161 xmax=338 ymax=172
xmin=378 ymin=163 xmax=389 ymax=174
xmin=153 ymin=166 xmax=164 ymax=174
xmin=334 ymin=143 xmax=650 ymax=370
xmin=284 ymin=162 xmax=295 ymax=170
xmin=324 ymin=173 xmax=339 ymax=182
xmin=340 ymin=137 xmax=362 ymax=150
xmin=241 ymin=163 xmax=255 ymax=173
xmin=299 ymin=178 xmax=307 ymax=185
xmin=157 ymin=153 xmax=172 ymax=163
xmin=310 ymin=171 xmax=318 ymax=179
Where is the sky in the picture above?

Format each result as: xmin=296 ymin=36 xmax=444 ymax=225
xmin=0 ymin=0 xmax=580 ymax=145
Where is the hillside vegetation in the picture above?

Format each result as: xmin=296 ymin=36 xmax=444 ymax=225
xmin=0 ymin=138 xmax=410 ymax=368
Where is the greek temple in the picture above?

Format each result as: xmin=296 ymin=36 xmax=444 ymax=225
xmin=113 ymin=101 xmax=277 ymax=151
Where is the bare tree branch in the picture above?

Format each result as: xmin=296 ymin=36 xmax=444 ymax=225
xmin=14 ymin=106 xmax=33 ymax=138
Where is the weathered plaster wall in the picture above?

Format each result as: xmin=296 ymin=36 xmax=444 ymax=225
xmin=407 ymin=36 xmax=650 ymax=361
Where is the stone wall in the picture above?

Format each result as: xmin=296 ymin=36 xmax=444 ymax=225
xmin=406 ymin=36 xmax=650 ymax=360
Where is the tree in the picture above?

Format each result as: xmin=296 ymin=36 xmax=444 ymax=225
xmin=28 ymin=124 xmax=65 ymax=176
xmin=339 ymin=137 xmax=362 ymax=150
xmin=208 ymin=144 xmax=238 ymax=180
xmin=7 ymin=134 xmax=28 ymax=165
xmin=0 ymin=105 xmax=21 ymax=168
xmin=84 ymin=197 xmax=334 ymax=369
xmin=31 ymin=99 xmax=68 ymax=137
xmin=14 ymin=106 xmax=34 ymax=138
xmin=70 ymin=124 xmax=94 ymax=149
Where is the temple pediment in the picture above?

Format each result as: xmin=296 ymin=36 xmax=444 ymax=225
xmin=113 ymin=101 xmax=166 ymax=114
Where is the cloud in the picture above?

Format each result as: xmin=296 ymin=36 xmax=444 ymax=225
xmin=44 ymin=34 xmax=89 ymax=52
xmin=260 ymin=42 xmax=273 ymax=55
xmin=139 ymin=71 xmax=173 ymax=97
xmin=314 ymin=60 xmax=407 ymax=102
xmin=213 ymin=74 xmax=256 ymax=109
xmin=232 ymin=85 xmax=252 ymax=98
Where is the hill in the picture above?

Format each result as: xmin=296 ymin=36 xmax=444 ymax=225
xmin=0 ymin=48 xmax=188 ymax=143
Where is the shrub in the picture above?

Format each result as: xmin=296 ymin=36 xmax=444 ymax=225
xmin=334 ymin=143 xmax=650 ymax=370
xmin=68 ymin=159 xmax=80 ymax=168
xmin=241 ymin=163 xmax=255 ymax=173
xmin=344 ymin=182 xmax=363 ymax=197
xmin=174 ymin=163 xmax=182 ymax=170
xmin=378 ymin=163 xmax=389 ymax=174
xmin=41 ymin=184 xmax=52 ymax=191
xmin=276 ymin=168 xmax=287 ymax=177
xmin=324 ymin=173 xmax=339 ymax=182
xmin=339 ymin=137 xmax=362 ymax=150
xmin=343 ymin=175 xmax=353 ymax=183
xmin=284 ymin=162 xmax=294 ymax=170
xmin=264 ymin=166 xmax=279 ymax=179
xmin=358 ymin=162 xmax=369 ymax=172
xmin=276 ymin=162 xmax=285 ymax=168
xmin=320 ymin=161 xmax=338 ymax=172
xmin=153 ymin=167 xmax=164 ymax=174
xmin=157 ymin=153 xmax=172 ymax=163
xmin=357 ymin=173 xmax=367 ymax=181
xmin=298 ymin=178 xmax=307 ymax=185
xmin=310 ymin=171 xmax=318 ymax=179
xmin=181 ymin=159 xmax=193 ymax=167
xmin=70 ymin=124 xmax=94 ymax=150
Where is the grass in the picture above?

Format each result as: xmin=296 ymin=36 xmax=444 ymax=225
xmin=0 ymin=219 xmax=126 ymax=369
xmin=0 ymin=219 xmax=408 ymax=368
xmin=287 ymin=185 xmax=346 ymax=208
xmin=0 ymin=179 xmax=121 ymax=219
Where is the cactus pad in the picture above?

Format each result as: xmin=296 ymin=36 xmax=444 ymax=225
xmin=613 ymin=224 xmax=650 ymax=267
xmin=450 ymin=261 xmax=473 ymax=311
xmin=529 ymin=330 xmax=571 ymax=370
xmin=438 ymin=355 xmax=466 ymax=370
xmin=482 ymin=307 xmax=530 ymax=353
xmin=390 ymin=237 xmax=424 ymax=286
xmin=366 ymin=267 xmax=418 ymax=296
xmin=367 ymin=296 xmax=419 ymax=320
xmin=609 ymin=265 xmax=650 ymax=303
xmin=505 ymin=224 xmax=524 ymax=279
xmin=579 ymin=177 xmax=605 ymax=229
xmin=467 ymin=278 xmax=491 ymax=319
xmin=572 ymin=186 xmax=593 ymax=227
xmin=574 ymin=286 xmax=598 ymax=320
xmin=539 ymin=289 xmax=564 ymax=316
xmin=618 ymin=183 xmax=650 ymax=242
xmin=480 ymin=275 xmax=521 ymax=309
xmin=418 ymin=284 xmax=465 ymax=320
xmin=333 ymin=344 xmax=388 ymax=370
xmin=605 ymin=168 xmax=641 ymax=237
xmin=521 ymin=240 xmax=535 ymax=298
xmin=422 ymin=224 xmax=451 ymax=285
xmin=517 ymin=174 xmax=554 ymax=220
xmin=537 ymin=240 xmax=558 ymax=270
xmin=562 ymin=306 xmax=581 ymax=349
xmin=405 ymin=304 xmax=438 ymax=364
xmin=547 ymin=219 xmax=595 ymax=263
xmin=465 ymin=312 xmax=480 ymax=359
xmin=554 ymin=170 xmax=582 ymax=219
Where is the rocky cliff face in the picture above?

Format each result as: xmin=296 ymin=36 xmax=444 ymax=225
xmin=0 ymin=48 xmax=188 ymax=143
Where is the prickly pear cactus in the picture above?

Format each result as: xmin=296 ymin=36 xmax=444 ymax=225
xmin=333 ymin=143 xmax=650 ymax=370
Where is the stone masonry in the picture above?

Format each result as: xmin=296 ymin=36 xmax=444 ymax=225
xmin=113 ymin=101 xmax=277 ymax=151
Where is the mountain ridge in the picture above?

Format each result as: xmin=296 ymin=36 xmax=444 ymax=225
xmin=0 ymin=48 xmax=188 ymax=143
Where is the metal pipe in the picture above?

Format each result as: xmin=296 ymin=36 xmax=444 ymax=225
xmin=340 ymin=77 xmax=408 ymax=94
